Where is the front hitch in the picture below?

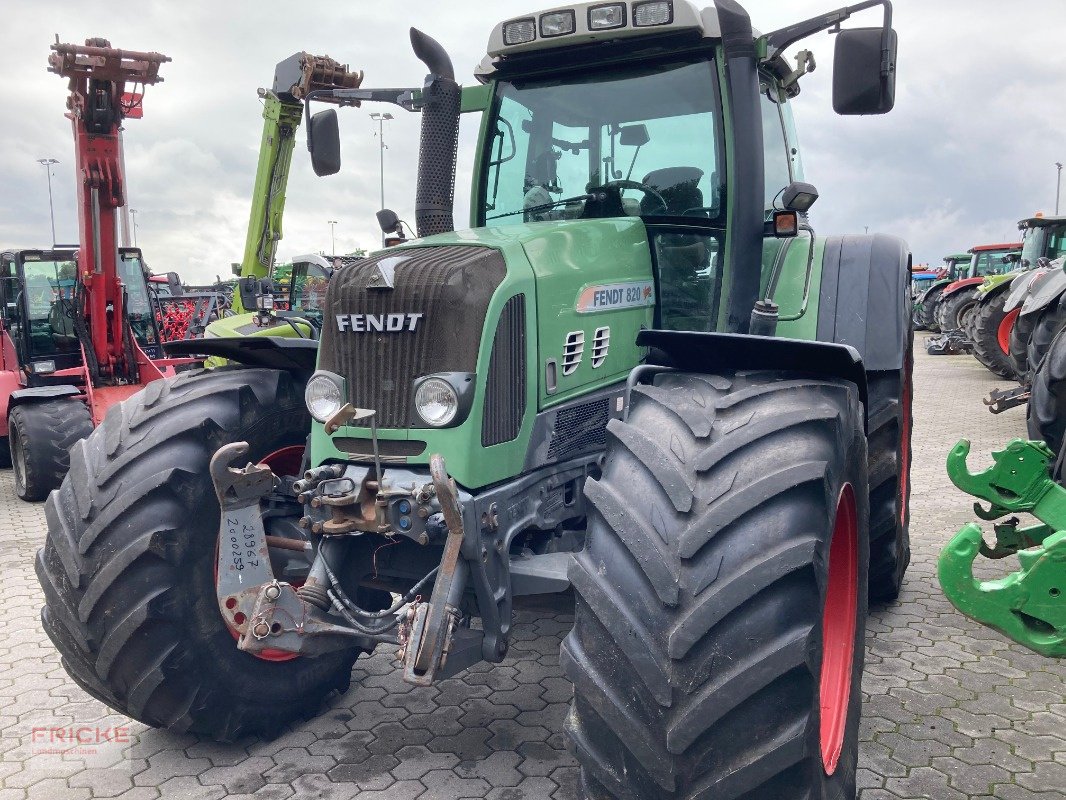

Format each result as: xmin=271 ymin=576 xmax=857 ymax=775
xmin=939 ymin=438 xmax=1066 ymax=657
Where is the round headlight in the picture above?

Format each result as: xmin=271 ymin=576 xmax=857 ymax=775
xmin=305 ymin=373 xmax=343 ymax=423
xmin=414 ymin=377 xmax=458 ymax=427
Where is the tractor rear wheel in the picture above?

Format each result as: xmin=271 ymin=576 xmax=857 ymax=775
xmin=935 ymin=289 xmax=978 ymax=334
xmin=866 ymin=338 xmax=912 ymax=602
xmin=1028 ymin=326 xmax=1066 ymax=454
xmin=915 ymin=286 xmax=945 ymax=332
xmin=35 ymin=368 xmax=361 ymax=740
xmin=9 ymin=399 xmax=93 ymax=502
xmin=564 ymin=372 xmax=869 ymax=800
xmin=970 ymin=292 xmax=1018 ymax=379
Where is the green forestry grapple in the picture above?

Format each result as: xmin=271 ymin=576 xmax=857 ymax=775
xmin=37 ymin=2 xmax=910 ymax=798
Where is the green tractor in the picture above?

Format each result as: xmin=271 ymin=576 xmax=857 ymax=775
xmin=913 ymin=251 xmax=971 ymax=331
xmin=37 ymin=2 xmax=908 ymax=797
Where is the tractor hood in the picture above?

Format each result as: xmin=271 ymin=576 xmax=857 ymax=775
xmin=1020 ymin=259 xmax=1066 ymax=316
xmin=1004 ymin=268 xmax=1050 ymax=313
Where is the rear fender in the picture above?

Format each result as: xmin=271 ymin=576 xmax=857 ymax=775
xmin=918 ymin=279 xmax=950 ymax=304
xmin=1021 ymin=268 xmax=1066 ymax=316
xmin=940 ymin=277 xmax=984 ymax=300
xmin=165 ymin=337 xmax=318 ymax=373
xmin=1004 ymin=268 xmax=1049 ymax=312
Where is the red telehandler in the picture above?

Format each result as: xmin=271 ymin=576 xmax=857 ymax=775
xmin=0 ymin=39 xmax=193 ymax=501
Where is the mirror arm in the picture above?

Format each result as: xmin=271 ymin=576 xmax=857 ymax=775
xmin=763 ymin=0 xmax=892 ymax=61
xmin=303 ymin=87 xmax=419 ymax=156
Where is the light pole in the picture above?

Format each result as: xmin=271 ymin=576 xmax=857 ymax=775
xmin=1056 ymin=162 xmax=1063 ymax=215
xmin=37 ymin=158 xmax=59 ymax=245
xmin=370 ymin=112 xmax=393 ymax=245
xmin=328 ymin=220 xmax=338 ymax=256
xmin=130 ymin=208 xmax=139 ymax=247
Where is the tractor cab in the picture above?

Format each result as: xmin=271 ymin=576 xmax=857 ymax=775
xmin=969 ymin=242 xmax=1021 ymax=278
xmin=0 ymin=249 xmax=82 ymax=380
xmin=1019 ymin=215 xmax=1066 ymax=268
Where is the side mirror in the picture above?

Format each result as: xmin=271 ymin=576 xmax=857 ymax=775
xmin=619 ymin=124 xmax=650 ymax=147
xmin=230 ymin=262 xmax=241 ymax=276
xmin=237 ymin=277 xmax=259 ymax=312
xmin=309 ymin=109 xmax=342 ymax=177
xmin=833 ymin=27 xmax=897 ymax=115
xmin=166 ymin=271 xmax=183 ymax=296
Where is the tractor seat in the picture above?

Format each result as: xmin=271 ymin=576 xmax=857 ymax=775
xmin=640 ymin=167 xmax=705 ymax=215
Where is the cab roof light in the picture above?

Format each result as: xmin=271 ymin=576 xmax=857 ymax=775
xmin=633 ymin=0 xmax=673 ymax=27
xmin=540 ymin=10 xmax=576 ymax=37
xmin=589 ymin=3 xmax=626 ymax=30
xmin=503 ymin=18 xmax=537 ymax=46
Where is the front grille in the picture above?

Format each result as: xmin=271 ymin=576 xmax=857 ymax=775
xmin=547 ymin=398 xmax=610 ymax=462
xmin=482 ymin=294 xmax=526 ymax=446
xmin=318 ymin=246 xmax=506 ymax=427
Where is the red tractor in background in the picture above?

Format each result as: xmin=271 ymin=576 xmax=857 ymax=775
xmin=0 ymin=40 xmax=195 ymax=501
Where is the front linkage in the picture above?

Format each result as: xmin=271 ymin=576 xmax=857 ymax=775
xmin=939 ymin=438 xmax=1066 ymax=657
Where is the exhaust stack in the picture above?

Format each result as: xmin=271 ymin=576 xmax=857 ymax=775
xmin=411 ymin=28 xmax=461 ymax=239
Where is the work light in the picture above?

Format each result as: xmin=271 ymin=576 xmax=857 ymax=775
xmin=589 ymin=4 xmax=626 ymax=30
xmin=503 ymin=18 xmax=536 ymax=45
xmin=540 ymin=10 xmax=576 ymax=37
xmin=633 ymin=0 xmax=672 ymax=26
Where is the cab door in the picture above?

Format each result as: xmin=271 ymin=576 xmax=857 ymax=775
xmin=0 ymin=255 xmax=22 ymax=373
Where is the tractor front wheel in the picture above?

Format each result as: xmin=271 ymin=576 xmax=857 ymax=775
xmin=1029 ymin=327 xmax=1066 ymax=455
xmin=564 ymin=371 xmax=869 ymax=799
xmin=915 ymin=286 xmax=945 ymax=332
xmin=35 ymin=368 xmax=361 ymax=740
xmin=970 ymin=292 xmax=1018 ymax=379
xmin=935 ymin=289 xmax=978 ymax=334
xmin=9 ymin=399 xmax=93 ymax=501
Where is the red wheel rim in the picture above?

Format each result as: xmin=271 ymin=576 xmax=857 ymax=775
xmin=997 ymin=308 xmax=1020 ymax=355
xmin=820 ymin=484 xmax=858 ymax=776
xmin=215 ymin=445 xmax=307 ymax=662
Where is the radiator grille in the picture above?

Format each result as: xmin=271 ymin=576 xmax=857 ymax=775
xmin=482 ymin=295 xmax=527 ymax=446
xmin=317 ymin=246 xmax=506 ymax=427
xmin=547 ymin=398 xmax=610 ymax=462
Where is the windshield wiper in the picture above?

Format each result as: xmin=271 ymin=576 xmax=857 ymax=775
xmin=486 ymin=192 xmax=600 ymax=221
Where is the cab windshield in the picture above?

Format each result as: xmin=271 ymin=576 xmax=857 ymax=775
xmin=19 ymin=258 xmax=79 ymax=357
xmin=972 ymin=251 xmax=1016 ymax=277
xmin=481 ymin=58 xmax=724 ymax=225
xmin=1020 ymin=227 xmax=1047 ymax=266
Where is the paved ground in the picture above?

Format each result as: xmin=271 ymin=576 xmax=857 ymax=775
xmin=2 ymin=344 xmax=1064 ymax=799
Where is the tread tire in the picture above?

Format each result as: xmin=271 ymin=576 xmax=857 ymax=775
xmin=935 ymin=289 xmax=978 ymax=334
xmin=9 ymin=399 xmax=93 ymax=502
xmin=564 ymin=371 xmax=870 ymax=800
xmin=1027 ymin=302 xmax=1066 ymax=378
xmin=35 ymin=367 xmax=360 ymax=740
xmin=916 ymin=286 xmax=945 ymax=332
xmin=970 ymin=292 xmax=1017 ymax=379
xmin=1009 ymin=311 xmax=1038 ymax=380
xmin=1028 ymin=327 xmax=1066 ymax=455
xmin=866 ymin=333 xmax=912 ymax=603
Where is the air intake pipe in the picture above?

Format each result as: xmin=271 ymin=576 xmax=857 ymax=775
xmin=410 ymin=28 xmax=461 ymax=239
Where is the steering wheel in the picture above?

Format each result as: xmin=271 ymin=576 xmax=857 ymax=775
xmin=601 ymin=179 xmax=669 ymax=214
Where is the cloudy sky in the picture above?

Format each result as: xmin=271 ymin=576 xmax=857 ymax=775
xmin=1 ymin=0 xmax=1063 ymax=282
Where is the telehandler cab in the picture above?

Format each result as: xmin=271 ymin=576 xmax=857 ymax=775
xmin=39 ymin=3 xmax=909 ymax=798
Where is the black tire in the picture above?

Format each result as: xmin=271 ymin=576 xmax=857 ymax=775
xmin=935 ymin=288 xmax=978 ymax=334
xmin=564 ymin=372 xmax=870 ymax=800
xmin=970 ymin=291 xmax=1017 ymax=379
xmin=35 ymin=368 xmax=360 ymax=740
xmin=1028 ymin=327 xmax=1066 ymax=455
xmin=866 ymin=336 xmax=912 ymax=603
xmin=1027 ymin=302 xmax=1066 ymax=377
xmin=1009 ymin=310 xmax=1038 ymax=380
xmin=915 ymin=286 xmax=945 ymax=332
xmin=9 ymin=399 xmax=93 ymax=502
xmin=0 ymin=437 xmax=10 ymax=469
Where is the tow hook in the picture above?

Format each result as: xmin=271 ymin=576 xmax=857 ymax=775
xmin=939 ymin=438 xmax=1066 ymax=657
xmin=210 ymin=442 xmax=362 ymax=657
xmin=399 ymin=454 xmax=470 ymax=685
